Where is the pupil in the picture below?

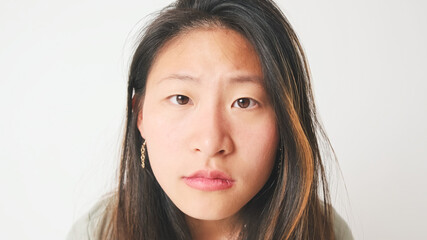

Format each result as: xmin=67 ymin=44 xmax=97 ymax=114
xmin=238 ymin=98 xmax=249 ymax=108
xmin=177 ymin=95 xmax=189 ymax=105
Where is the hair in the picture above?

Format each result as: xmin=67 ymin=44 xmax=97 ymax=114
xmin=101 ymin=0 xmax=336 ymax=239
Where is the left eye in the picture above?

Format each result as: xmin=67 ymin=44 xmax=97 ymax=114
xmin=169 ymin=95 xmax=192 ymax=105
xmin=232 ymin=98 xmax=257 ymax=109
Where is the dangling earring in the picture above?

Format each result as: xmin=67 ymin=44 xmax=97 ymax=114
xmin=141 ymin=141 xmax=146 ymax=169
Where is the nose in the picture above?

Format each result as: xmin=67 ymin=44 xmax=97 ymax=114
xmin=188 ymin=105 xmax=234 ymax=158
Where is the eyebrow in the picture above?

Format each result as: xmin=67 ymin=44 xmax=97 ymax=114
xmin=158 ymin=74 xmax=263 ymax=85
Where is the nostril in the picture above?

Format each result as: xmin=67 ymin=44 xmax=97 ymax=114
xmin=218 ymin=150 xmax=225 ymax=154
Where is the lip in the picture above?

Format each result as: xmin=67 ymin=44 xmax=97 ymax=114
xmin=182 ymin=170 xmax=235 ymax=191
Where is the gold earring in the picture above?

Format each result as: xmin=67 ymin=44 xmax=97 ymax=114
xmin=141 ymin=141 xmax=146 ymax=169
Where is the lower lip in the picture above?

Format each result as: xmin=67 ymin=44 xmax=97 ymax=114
xmin=183 ymin=177 xmax=234 ymax=191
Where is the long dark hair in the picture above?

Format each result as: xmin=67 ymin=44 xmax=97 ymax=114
xmin=102 ymin=0 xmax=335 ymax=239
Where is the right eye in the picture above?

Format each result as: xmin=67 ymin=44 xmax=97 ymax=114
xmin=169 ymin=95 xmax=191 ymax=105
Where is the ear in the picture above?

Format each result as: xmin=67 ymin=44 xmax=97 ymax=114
xmin=137 ymin=110 xmax=145 ymax=139
xmin=135 ymin=96 xmax=146 ymax=139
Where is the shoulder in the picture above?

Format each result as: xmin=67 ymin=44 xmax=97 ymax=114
xmin=332 ymin=207 xmax=354 ymax=240
xmin=66 ymin=195 xmax=115 ymax=240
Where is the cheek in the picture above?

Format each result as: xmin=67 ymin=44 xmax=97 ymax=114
xmin=141 ymin=102 xmax=190 ymax=188
xmin=236 ymin=113 xmax=278 ymax=158
xmin=247 ymin=135 xmax=277 ymax=177
xmin=142 ymin=98 xmax=186 ymax=154
xmin=233 ymin=114 xmax=279 ymax=185
xmin=141 ymin=105 xmax=206 ymax=212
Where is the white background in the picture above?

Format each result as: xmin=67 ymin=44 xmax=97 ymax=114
xmin=1 ymin=0 xmax=426 ymax=239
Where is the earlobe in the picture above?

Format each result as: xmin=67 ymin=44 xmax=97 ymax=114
xmin=137 ymin=110 xmax=146 ymax=139
xmin=134 ymin=96 xmax=145 ymax=139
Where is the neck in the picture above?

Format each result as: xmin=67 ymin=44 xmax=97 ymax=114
xmin=186 ymin=215 xmax=242 ymax=240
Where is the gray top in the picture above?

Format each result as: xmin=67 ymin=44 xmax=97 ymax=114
xmin=67 ymin=197 xmax=354 ymax=240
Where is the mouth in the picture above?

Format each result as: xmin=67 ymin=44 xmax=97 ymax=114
xmin=182 ymin=170 xmax=235 ymax=191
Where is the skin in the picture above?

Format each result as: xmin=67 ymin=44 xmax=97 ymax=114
xmin=137 ymin=27 xmax=279 ymax=239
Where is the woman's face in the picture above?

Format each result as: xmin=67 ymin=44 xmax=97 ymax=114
xmin=138 ymin=28 xmax=279 ymax=221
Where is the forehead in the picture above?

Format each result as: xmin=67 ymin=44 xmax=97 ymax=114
xmin=147 ymin=27 xmax=263 ymax=86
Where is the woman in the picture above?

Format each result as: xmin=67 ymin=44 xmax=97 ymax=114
xmin=68 ymin=0 xmax=353 ymax=239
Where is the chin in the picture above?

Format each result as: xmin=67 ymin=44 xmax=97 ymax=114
xmin=179 ymin=203 xmax=241 ymax=221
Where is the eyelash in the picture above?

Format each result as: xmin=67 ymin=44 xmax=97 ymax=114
xmin=232 ymin=98 xmax=258 ymax=109
xmin=169 ymin=95 xmax=192 ymax=105
xmin=169 ymin=95 xmax=258 ymax=109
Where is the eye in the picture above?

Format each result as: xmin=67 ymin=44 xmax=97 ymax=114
xmin=169 ymin=95 xmax=191 ymax=105
xmin=232 ymin=98 xmax=257 ymax=109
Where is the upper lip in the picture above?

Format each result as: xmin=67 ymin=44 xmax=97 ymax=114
xmin=185 ymin=170 xmax=234 ymax=181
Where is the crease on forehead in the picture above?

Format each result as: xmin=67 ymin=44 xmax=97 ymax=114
xmin=156 ymin=73 xmax=264 ymax=89
xmin=146 ymin=19 xmax=264 ymax=89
